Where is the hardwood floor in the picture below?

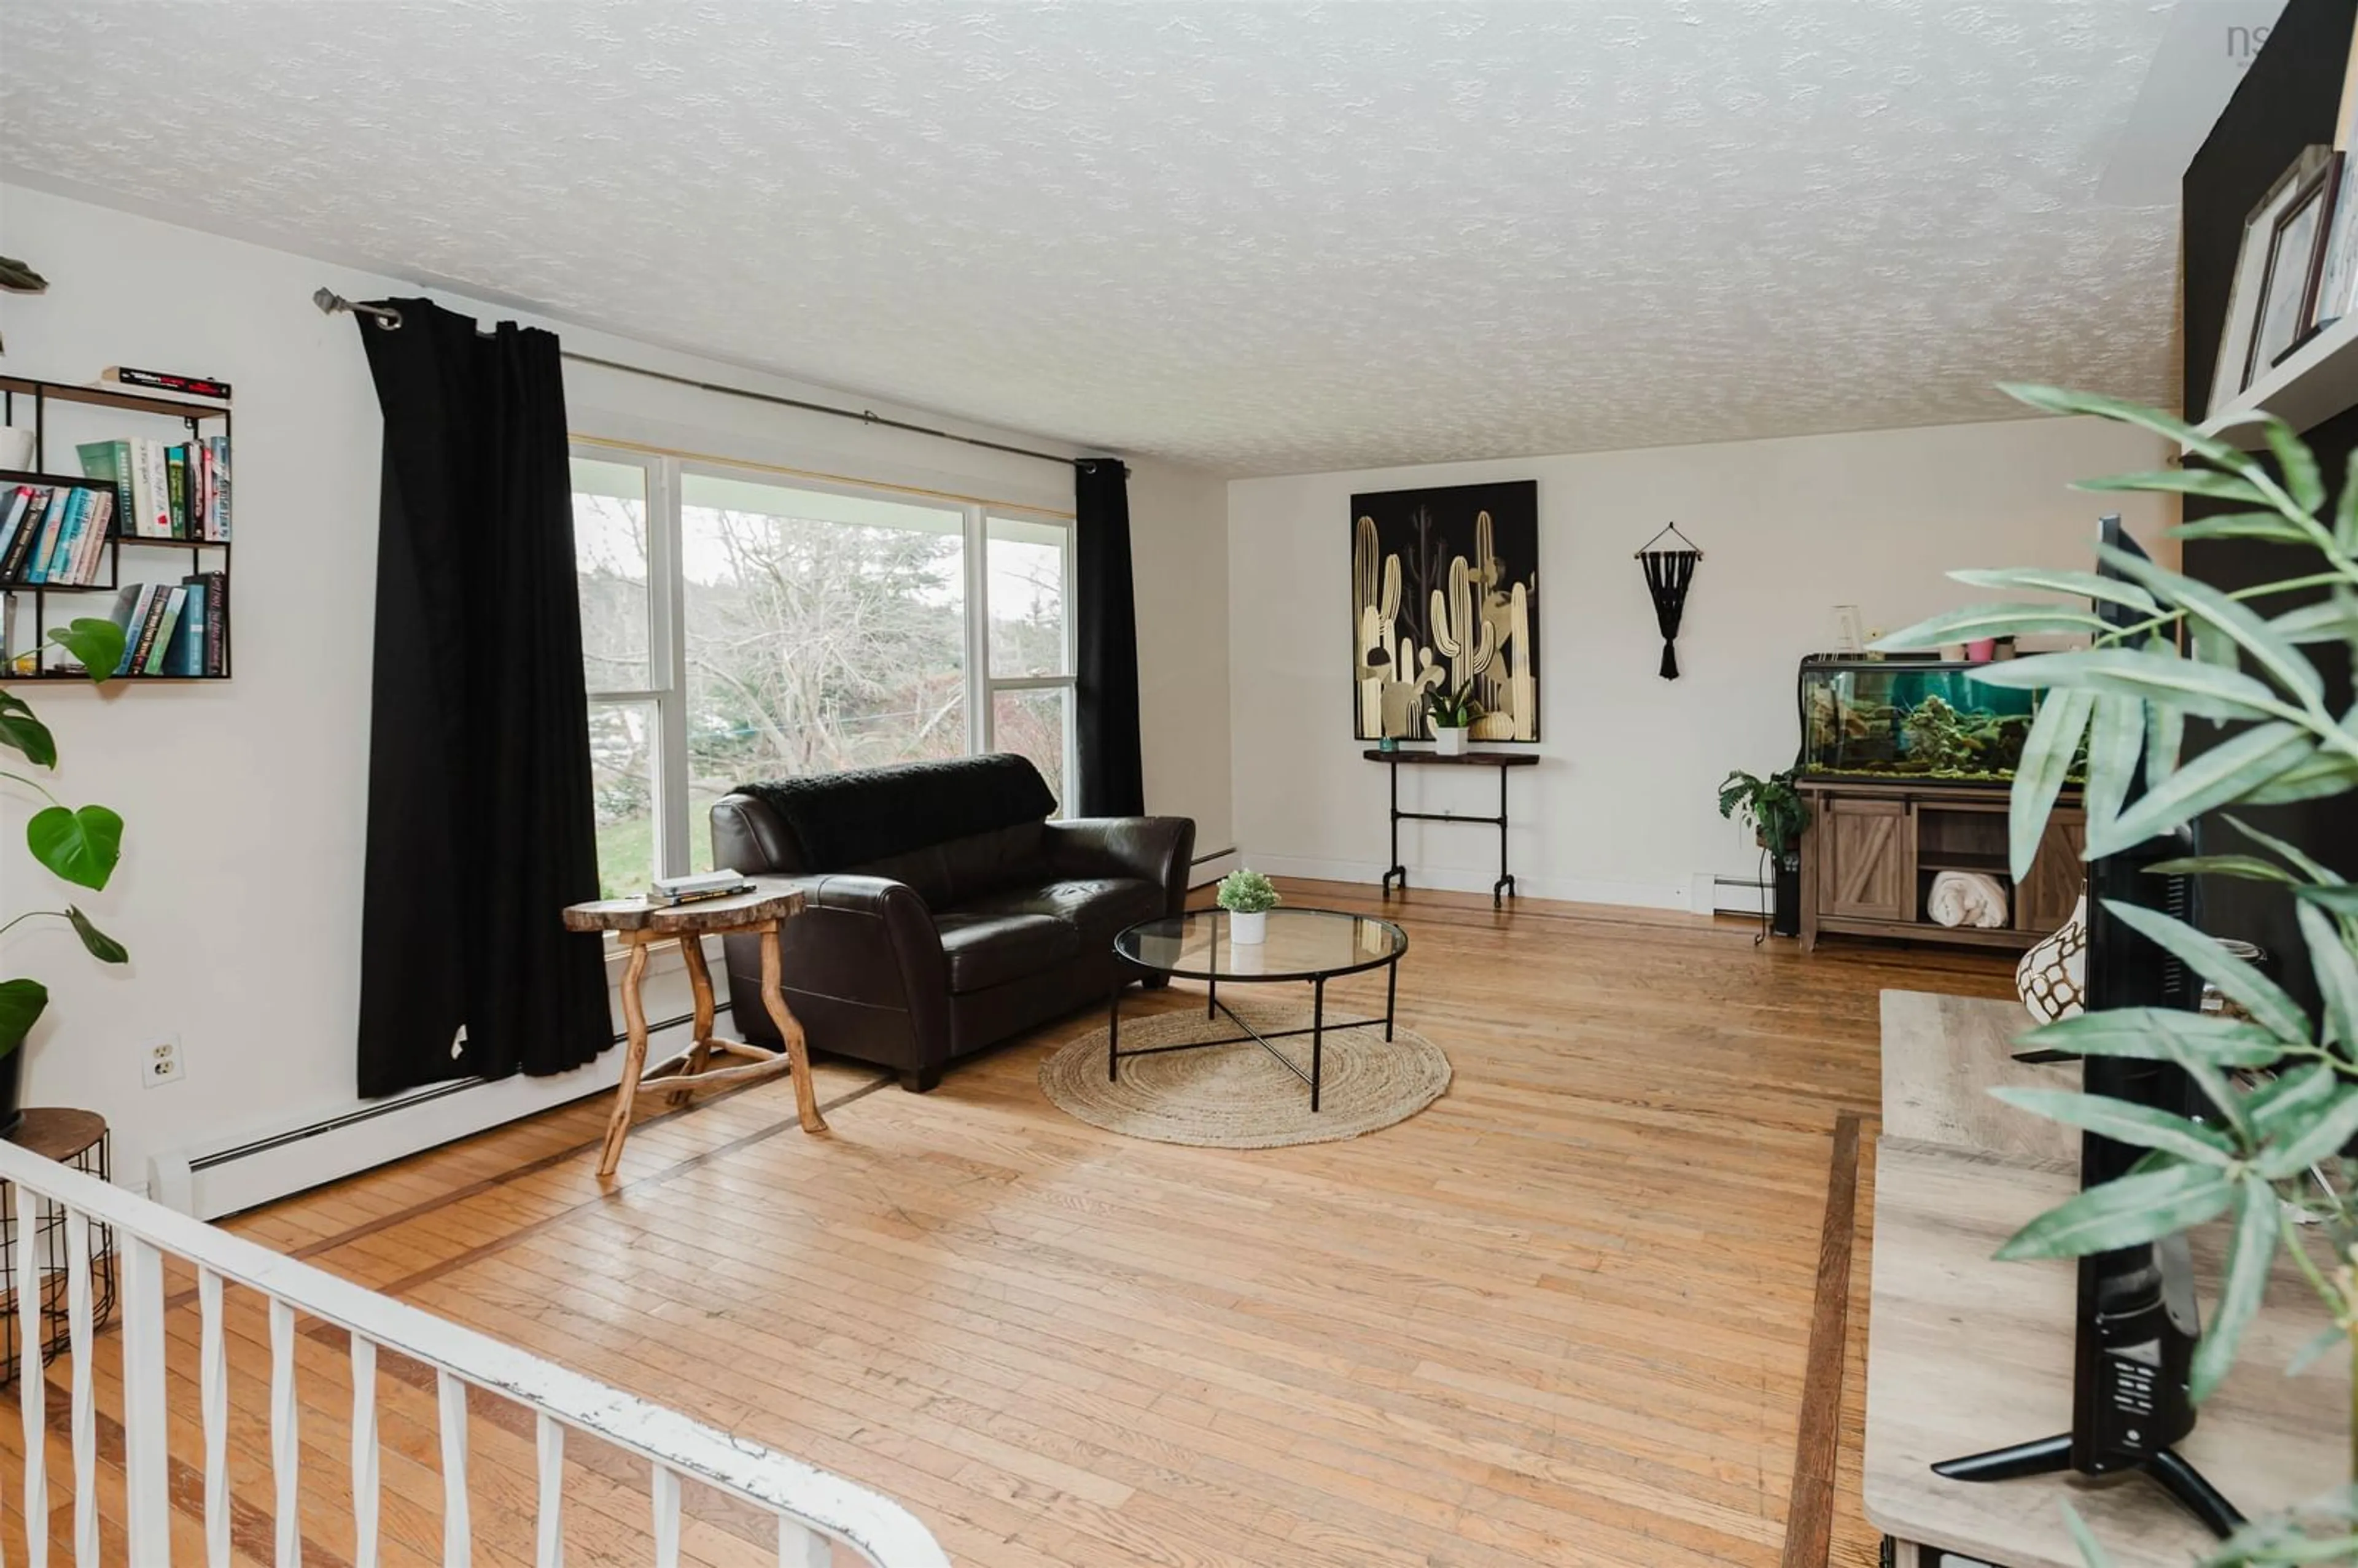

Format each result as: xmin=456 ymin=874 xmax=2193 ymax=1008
xmin=2 ymin=880 xmax=2017 ymax=1566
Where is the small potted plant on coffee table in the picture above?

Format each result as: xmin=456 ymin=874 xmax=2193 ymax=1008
xmin=1215 ymin=867 xmax=1280 ymax=944
xmin=1422 ymin=681 xmax=1482 ymax=756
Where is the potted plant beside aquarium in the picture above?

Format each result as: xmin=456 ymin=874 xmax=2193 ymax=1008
xmin=1717 ymin=768 xmax=1809 ymax=937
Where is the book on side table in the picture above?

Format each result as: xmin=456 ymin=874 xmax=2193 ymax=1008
xmin=648 ymin=869 xmax=755 ymax=906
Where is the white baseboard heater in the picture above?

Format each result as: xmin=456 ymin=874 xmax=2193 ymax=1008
xmin=150 ymin=1009 xmax=709 ymax=1220
xmin=1705 ymin=873 xmax=1772 ymax=917
xmin=1189 ymin=844 xmax=1240 ymax=888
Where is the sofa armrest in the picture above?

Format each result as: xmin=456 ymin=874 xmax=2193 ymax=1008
xmin=723 ymin=872 xmax=952 ymax=1076
xmin=785 ymin=873 xmax=950 ymax=998
xmin=1044 ymin=817 xmax=1197 ymax=915
xmin=711 ymin=792 xmax=800 ymax=875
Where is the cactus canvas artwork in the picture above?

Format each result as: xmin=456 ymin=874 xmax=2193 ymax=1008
xmin=1350 ymin=480 xmax=1539 ymax=742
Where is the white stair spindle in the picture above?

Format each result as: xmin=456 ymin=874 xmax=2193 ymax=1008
xmin=120 ymin=1233 xmax=171 ymax=1561
xmin=438 ymin=1371 xmax=472 ymax=1568
xmin=781 ymin=1519 xmax=831 ymax=1568
xmin=350 ymin=1335 xmax=379 ymax=1568
xmin=652 ymin=1464 xmax=681 ymax=1568
xmin=14 ymin=1181 xmax=45 ymax=1568
xmin=270 ymin=1297 xmax=301 ymax=1566
xmin=534 ymin=1413 xmax=564 ymax=1568
xmin=200 ymin=1268 xmax=230 ymax=1568
xmin=63 ymin=1213 xmax=95 ymax=1567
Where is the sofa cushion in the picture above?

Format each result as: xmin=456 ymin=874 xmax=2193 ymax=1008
xmin=954 ymin=877 xmax=1167 ymax=952
xmin=932 ymin=911 xmax=1080 ymax=994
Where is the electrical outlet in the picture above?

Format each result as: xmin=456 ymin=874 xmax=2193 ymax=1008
xmin=142 ymin=1036 xmax=182 ymax=1089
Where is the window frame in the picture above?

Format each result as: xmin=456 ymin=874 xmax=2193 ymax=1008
xmin=977 ymin=505 xmax=1080 ymax=805
xmin=574 ymin=441 xmax=1078 ymax=890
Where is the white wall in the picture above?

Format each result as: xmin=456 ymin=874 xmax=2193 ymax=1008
xmin=0 ymin=182 xmax=1229 ymax=1201
xmin=1226 ymin=417 xmax=2174 ymax=907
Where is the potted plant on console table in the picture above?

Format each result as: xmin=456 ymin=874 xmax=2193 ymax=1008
xmin=1215 ymin=868 xmax=1280 ymax=944
xmin=1717 ymin=767 xmax=1809 ymax=937
xmin=1423 ymin=681 xmax=1482 ymax=756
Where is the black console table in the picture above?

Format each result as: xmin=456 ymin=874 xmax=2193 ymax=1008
xmin=1363 ymin=748 xmax=1541 ymax=909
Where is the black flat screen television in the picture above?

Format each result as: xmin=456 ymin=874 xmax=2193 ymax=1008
xmin=1931 ymin=517 xmax=2241 ymax=1537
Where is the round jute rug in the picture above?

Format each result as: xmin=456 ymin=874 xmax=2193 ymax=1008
xmin=1039 ymin=997 xmax=1451 ymax=1149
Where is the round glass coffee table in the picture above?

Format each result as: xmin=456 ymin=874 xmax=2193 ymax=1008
xmin=1110 ymin=908 xmax=1409 ymax=1112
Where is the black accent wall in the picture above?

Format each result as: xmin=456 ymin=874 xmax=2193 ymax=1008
xmin=2183 ymin=0 xmax=2358 ymax=1003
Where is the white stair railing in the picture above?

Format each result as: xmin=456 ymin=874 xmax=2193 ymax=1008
xmin=0 ymin=1137 xmax=949 ymax=1567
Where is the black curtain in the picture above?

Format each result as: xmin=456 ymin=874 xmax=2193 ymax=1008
xmin=353 ymin=300 xmax=609 ymax=1097
xmin=1073 ymin=458 xmax=1145 ymax=817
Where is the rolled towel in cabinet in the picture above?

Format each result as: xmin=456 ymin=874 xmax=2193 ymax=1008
xmin=1926 ymin=870 xmax=2009 ymax=929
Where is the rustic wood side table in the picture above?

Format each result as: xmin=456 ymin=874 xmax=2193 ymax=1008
xmin=562 ymin=882 xmax=827 ymax=1179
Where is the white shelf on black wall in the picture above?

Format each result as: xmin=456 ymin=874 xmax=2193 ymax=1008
xmin=2200 ymin=309 xmax=2358 ymax=444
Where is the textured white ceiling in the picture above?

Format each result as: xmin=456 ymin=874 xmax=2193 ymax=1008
xmin=2 ymin=1 xmax=2193 ymax=476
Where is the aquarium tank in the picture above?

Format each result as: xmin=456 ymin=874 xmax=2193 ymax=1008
xmin=1794 ymin=654 xmax=2045 ymax=783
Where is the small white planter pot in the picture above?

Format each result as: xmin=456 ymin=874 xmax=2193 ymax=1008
xmin=1226 ymin=909 xmax=1269 ymax=944
xmin=1433 ymin=724 xmax=1470 ymax=756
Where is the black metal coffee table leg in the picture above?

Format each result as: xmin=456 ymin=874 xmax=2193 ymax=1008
xmin=1207 ymin=971 xmax=1217 ymax=1021
xmin=1107 ymin=980 xmax=1122 ymax=1081
xmin=1384 ymin=958 xmax=1398 ymax=1042
xmin=1310 ymin=976 xmax=1326 ymax=1112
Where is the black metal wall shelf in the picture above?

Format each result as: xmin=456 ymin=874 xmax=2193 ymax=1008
xmin=0 ymin=377 xmax=232 ymax=683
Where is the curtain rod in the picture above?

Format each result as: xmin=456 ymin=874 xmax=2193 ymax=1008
xmin=313 ymin=287 xmax=1100 ymax=472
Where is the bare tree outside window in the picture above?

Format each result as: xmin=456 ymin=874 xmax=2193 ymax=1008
xmin=680 ymin=497 xmax=967 ymax=869
xmin=571 ymin=452 xmax=1075 ymax=895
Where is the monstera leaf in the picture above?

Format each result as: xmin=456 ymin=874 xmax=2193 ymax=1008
xmin=0 ymin=692 xmax=55 ymax=768
xmin=45 ymin=618 xmax=125 ymax=684
xmin=64 ymin=907 xmax=126 ymax=964
xmin=28 ymin=804 xmax=123 ymax=890
xmin=0 ymin=979 xmax=49 ymax=1061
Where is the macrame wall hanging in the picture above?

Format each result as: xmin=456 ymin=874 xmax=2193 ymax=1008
xmin=1635 ymin=523 xmax=1704 ymax=680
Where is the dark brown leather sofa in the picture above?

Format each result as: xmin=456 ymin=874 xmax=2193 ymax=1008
xmin=710 ymin=754 xmax=1195 ymax=1091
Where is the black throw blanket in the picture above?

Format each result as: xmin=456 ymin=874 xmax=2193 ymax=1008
xmin=734 ymin=754 xmax=1056 ymax=870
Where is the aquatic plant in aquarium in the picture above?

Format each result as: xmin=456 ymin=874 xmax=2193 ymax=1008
xmin=1796 ymin=655 xmax=2052 ymax=783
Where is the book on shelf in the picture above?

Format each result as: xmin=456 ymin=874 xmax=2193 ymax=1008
xmin=0 ymin=488 xmax=41 ymax=583
xmin=36 ymin=489 xmax=77 ymax=582
xmin=0 ymin=482 xmax=115 ymax=587
xmin=196 ymin=569 xmax=228 ymax=673
xmin=165 ymin=578 xmax=206 ymax=676
xmin=166 ymin=447 xmax=187 ymax=540
xmin=97 ymin=366 xmax=232 ymax=402
xmin=207 ymin=436 xmax=230 ymax=540
xmin=101 ymin=573 xmax=227 ymax=678
xmin=77 ymin=435 xmax=230 ymax=540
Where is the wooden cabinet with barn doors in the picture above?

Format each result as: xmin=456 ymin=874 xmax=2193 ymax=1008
xmin=1797 ymin=780 xmax=2084 ymax=953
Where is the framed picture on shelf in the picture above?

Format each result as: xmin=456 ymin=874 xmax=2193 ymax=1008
xmin=2212 ymin=143 xmax=2335 ymax=414
xmin=2248 ymin=155 xmax=2339 ymax=382
xmin=2314 ymin=152 xmax=2358 ymax=332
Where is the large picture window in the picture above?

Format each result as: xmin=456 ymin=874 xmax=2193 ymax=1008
xmin=574 ymin=448 xmax=1075 ymax=897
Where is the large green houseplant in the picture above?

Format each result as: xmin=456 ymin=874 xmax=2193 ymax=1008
xmin=1875 ymin=385 xmax=2358 ymax=1564
xmin=1718 ymin=767 xmax=1810 ymax=937
xmin=0 ymin=618 xmax=133 ymax=1132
